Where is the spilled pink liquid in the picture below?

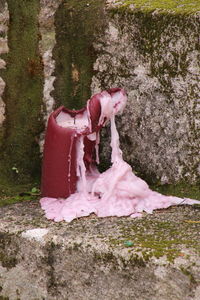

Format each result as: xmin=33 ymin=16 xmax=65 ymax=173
xmin=40 ymin=90 xmax=199 ymax=222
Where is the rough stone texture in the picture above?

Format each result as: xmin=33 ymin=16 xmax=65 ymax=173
xmin=0 ymin=0 xmax=44 ymax=183
xmin=0 ymin=201 xmax=200 ymax=300
xmin=52 ymin=0 xmax=106 ymax=110
xmin=38 ymin=0 xmax=62 ymax=152
xmin=91 ymin=4 xmax=200 ymax=184
xmin=39 ymin=0 xmax=62 ymax=120
xmin=0 ymin=0 xmax=9 ymax=127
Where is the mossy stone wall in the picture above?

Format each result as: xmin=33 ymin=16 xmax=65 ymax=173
xmin=0 ymin=0 xmax=43 ymax=186
xmin=53 ymin=0 xmax=106 ymax=109
xmin=92 ymin=6 xmax=200 ymax=184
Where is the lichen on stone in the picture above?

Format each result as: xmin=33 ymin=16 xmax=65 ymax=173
xmin=109 ymin=0 xmax=200 ymax=14
xmin=92 ymin=4 xmax=200 ymax=184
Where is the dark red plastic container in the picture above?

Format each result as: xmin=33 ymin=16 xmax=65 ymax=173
xmin=41 ymin=96 xmax=101 ymax=198
xmin=41 ymin=88 xmax=125 ymax=199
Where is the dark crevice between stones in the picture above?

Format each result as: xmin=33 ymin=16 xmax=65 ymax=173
xmin=52 ymin=0 xmax=107 ymax=110
xmin=42 ymin=242 xmax=61 ymax=297
xmin=0 ymin=232 xmax=19 ymax=270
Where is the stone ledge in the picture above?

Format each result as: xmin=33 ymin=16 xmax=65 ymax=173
xmin=106 ymin=0 xmax=200 ymax=13
xmin=0 ymin=201 xmax=200 ymax=300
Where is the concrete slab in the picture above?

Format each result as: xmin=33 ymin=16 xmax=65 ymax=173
xmin=0 ymin=200 xmax=200 ymax=299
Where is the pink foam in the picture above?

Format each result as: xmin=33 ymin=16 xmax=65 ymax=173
xmin=40 ymin=89 xmax=199 ymax=222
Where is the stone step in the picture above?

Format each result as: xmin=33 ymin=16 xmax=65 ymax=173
xmin=0 ymin=201 xmax=200 ymax=300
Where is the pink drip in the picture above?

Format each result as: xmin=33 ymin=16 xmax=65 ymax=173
xmin=76 ymin=136 xmax=87 ymax=196
xmin=67 ymin=133 xmax=75 ymax=195
xmin=86 ymin=99 xmax=92 ymax=132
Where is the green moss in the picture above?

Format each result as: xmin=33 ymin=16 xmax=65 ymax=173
xmin=0 ymin=233 xmax=18 ymax=269
xmin=0 ymin=252 xmax=17 ymax=269
xmin=94 ymin=251 xmax=116 ymax=264
xmin=71 ymin=242 xmax=83 ymax=251
xmin=0 ymin=176 xmax=39 ymax=195
xmin=128 ymin=253 xmax=146 ymax=266
xmin=109 ymin=6 xmax=199 ymax=183
xmin=113 ymin=0 xmax=200 ymax=13
xmin=53 ymin=0 xmax=106 ymax=109
xmin=152 ymin=183 xmax=200 ymax=200
xmin=0 ymin=0 xmax=44 ymax=185
xmin=180 ymin=266 xmax=197 ymax=284
xmin=0 ymin=176 xmax=40 ymax=207
xmin=0 ymin=194 xmax=38 ymax=208
xmin=109 ymin=216 xmax=200 ymax=262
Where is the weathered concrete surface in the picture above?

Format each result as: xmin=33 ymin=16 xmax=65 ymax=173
xmin=92 ymin=3 xmax=200 ymax=184
xmin=0 ymin=201 xmax=200 ymax=300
